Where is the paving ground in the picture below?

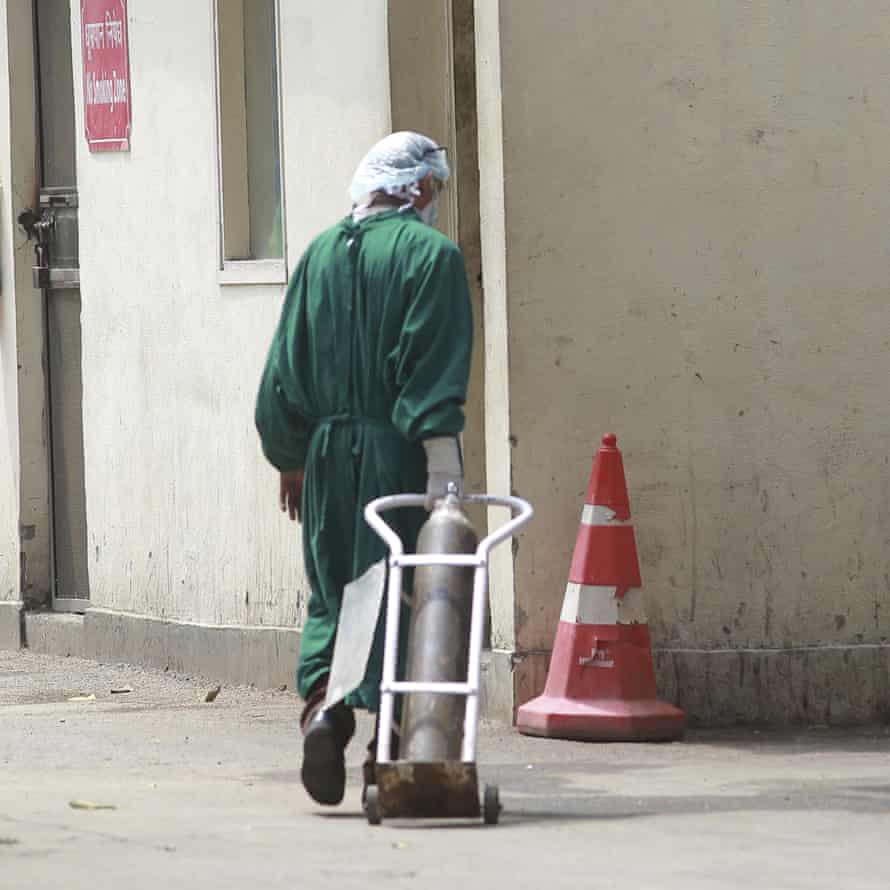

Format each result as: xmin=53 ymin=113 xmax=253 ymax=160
xmin=1 ymin=650 xmax=889 ymax=889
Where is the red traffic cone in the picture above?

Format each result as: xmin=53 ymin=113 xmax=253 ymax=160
xmin=516 ymin=434 xmax=685 ymax=741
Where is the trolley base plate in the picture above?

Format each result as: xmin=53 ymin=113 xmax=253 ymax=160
xmin=375 ymin=761 xmax=481 ymax=819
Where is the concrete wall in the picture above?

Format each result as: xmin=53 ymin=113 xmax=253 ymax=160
xmin=486 ymin=1 xmax=890 ymax=717
xmin=9 ymin=0 xmax=885 ymax=725
xmin=71 ymin=0 xmax=390 ymax=627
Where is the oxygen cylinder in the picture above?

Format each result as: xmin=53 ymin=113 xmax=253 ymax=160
xmin=401 ymin=493 xmax=479 ymax=762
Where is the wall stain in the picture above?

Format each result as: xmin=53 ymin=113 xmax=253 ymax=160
xmin=764 ymin=587 xmax=773 ymax=639
xmin=748 ymin=127 xmax=766 ymax=145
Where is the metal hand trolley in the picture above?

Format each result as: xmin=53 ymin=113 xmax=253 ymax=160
xmin=362 ymin=491 xmax=534 ymax=826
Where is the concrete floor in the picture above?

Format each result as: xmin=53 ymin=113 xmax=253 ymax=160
xmin=1 ymin=650 xmax=889 ymax=889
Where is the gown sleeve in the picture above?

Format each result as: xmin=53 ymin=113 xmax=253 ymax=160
xmin=255 ymin=259 xmax=313 ymax=471
xmin=391 ymin=239 xmax=473 ymax=441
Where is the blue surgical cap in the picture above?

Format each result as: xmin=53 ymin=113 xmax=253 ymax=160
xmin=349 ymin=131 xmax=449 ymax=205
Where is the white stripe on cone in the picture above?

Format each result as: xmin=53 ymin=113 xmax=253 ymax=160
xmin=560 ymin=582 xmax=648 ymax=625
xmin=580 ymin=504 xmax=633 ymax=526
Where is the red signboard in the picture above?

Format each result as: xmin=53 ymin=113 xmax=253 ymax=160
xmin=81 ymin=0 xmax=132 ymax=152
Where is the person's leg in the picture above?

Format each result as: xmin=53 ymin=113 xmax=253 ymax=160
xmin=298 ymin=593 xmax=357 ymax=805
xmin=295 ymin=581 xmax=339 ymax=703
xmin=298 ymin=675 xmax=328 ymax=731
xmin=297 ymin=449 xmax=358 ymax=806
xmin=301 ymin=679 xmax=356 ymax=805
xmin=298 ymin=603 xmax=358 ymax=804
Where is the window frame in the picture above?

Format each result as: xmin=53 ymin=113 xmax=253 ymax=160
xmin=212 ymin=0 xmax=287 ymax=286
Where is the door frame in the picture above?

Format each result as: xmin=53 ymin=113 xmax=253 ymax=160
xmin=5 ymin=0 xmax=52 ymax=613
xmin=33 ymin=0 xmax=89 ymax=613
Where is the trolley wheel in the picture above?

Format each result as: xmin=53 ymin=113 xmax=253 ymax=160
xmin=483 ymin=784 xmax=501 ymax=825
xmin=364 ymin=785 xmax=382 ymax=826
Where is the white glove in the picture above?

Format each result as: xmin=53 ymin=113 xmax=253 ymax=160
xmin=423 ymin=436 xmax=463 ymax=510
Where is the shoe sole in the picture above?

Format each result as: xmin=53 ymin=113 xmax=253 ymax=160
xmin=301 ymin=722 xmax=346 ymax=806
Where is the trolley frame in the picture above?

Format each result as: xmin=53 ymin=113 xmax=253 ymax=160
xmin=364 ymin=493 xmax=534 ymax=767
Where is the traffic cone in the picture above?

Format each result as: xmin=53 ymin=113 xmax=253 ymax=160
xmin=516 ymin=433 xmax=685 ymax=741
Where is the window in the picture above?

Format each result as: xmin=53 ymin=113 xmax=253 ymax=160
xmin=215 ymin=0 xmax=285 ymax=283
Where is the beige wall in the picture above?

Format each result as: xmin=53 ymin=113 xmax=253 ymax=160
xmin=8 ymin=0 xmax=884 ymax=721
xmin=71 ymin=0 xmax=391 ymax=626
xmin=487 ymin=1 xmax=890 ymax=696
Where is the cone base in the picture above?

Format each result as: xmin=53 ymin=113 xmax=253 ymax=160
xmin=516 ymin=694 xmax=686 ymax=742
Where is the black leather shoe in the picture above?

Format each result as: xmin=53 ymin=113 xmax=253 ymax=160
xmin=301 ymin=703 xmax=355 ymax=806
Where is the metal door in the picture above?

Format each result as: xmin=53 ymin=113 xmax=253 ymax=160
xmin=25 ymin=1 xmax=89 ymax=611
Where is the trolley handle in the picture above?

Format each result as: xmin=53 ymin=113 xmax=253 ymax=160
xmin=364 ymin=493 xmax=534 ymax=560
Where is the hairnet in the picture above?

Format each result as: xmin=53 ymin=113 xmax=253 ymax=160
xmin=349 ymin=131 xmax=449 ymax=205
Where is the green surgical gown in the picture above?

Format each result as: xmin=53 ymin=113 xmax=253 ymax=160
xmin=255 ymin=208 xmax=473 ymax=711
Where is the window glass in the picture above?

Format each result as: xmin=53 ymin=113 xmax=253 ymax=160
xmin=217 ymin=0 xmax=283 ymax=263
